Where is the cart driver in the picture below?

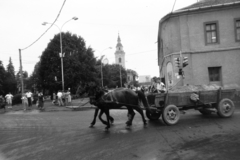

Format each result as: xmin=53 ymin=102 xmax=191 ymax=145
xmin=149 ymin=77 xmax=158 ymax=93
xmin=156 ymin=78 xmax=166 ymax=93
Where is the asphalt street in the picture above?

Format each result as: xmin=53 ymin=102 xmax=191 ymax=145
xmin=0 ymin=106 xmax=240 ymax=160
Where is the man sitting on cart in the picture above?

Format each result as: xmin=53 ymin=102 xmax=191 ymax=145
xmin=149 ymin=77 xmax=166 ymax=93
xmin=156 ymin=77 xmax=166 ymax=93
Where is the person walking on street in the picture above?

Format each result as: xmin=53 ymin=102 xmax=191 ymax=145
xmin=21 ymin=94 xmax=28 ymax=111
xmin=57 ymin=90 xmax=63 ymax=106
xmin=5 ymin=92 xmax=13 ymax=108
xmin=0 ymin=95 xmax=6 ymax=111
xmin=66 ymin=88 xmax=72 ymax=106
xmin=26 ymin=91 xmax=33 ymax=107
xmin=38 ymin=91 xmax=44 ymax=110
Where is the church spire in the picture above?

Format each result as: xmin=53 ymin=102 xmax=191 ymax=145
xmin=114 ymin=33 xmax=125 ymax=68
xmin=117 ymin=33 xmax=121 ymax=43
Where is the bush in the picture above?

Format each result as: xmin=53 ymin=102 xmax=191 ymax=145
xmin=32 ymin=94 xmax=38 ymax=104
xmin=12 ymin=93 xmax=39 ymax=105
xmin=12 ymin=94 xmax=22 ymax=105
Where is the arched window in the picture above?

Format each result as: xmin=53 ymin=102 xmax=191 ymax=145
xmin=119 ymin=58 xmax=121 ymax=63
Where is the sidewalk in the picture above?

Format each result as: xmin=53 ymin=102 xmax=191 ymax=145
xmin=1 ymin=98 xmax=96 ymax=113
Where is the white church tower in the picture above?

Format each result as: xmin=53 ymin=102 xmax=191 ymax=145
xmin=115 ymin=34 xmax=125 ymax=68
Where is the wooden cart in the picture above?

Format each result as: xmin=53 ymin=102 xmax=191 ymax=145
xmin=146 ymin=88 xmax=236 ymax=125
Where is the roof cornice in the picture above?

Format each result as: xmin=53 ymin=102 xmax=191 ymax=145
xmin=159 ymin=1 xmax=240 ymax=25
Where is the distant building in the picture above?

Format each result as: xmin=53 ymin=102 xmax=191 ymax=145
xmin=138 ymin=75 xmax=152 ymax=86
xmin=158 ymin=0 xmax=240 ymax=88
xmin=115 ymin=33 xmax=126 ymax=68
xmin=138 ymin=75 xmax=151 ymax=83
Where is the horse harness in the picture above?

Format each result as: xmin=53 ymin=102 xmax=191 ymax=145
xmin=98 ymin=90 xmax=142 ymax=108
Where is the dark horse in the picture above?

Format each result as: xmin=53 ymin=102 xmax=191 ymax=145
xmin=86 ymin=85 xmax=151 ymax=130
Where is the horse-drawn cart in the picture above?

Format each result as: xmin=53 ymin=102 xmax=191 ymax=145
xmin=146 ymin=88 xmax=236 ymax=125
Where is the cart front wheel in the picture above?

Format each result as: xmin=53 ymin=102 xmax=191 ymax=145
xmin=146 ymin=109 xmax=161 ymax=120
xmin=217 ymin=98 xmax=235 ymax=118
xmin=162 ymin=105 xmax=180 ymax=125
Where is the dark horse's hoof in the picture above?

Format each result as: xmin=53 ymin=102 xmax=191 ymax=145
xmin=110 ymin=119 xmax=114 ymax=124
xmin=102 ymin=121 xmax=108 ymax=125
xmin=126 ymin=121 xmax=132 ymax=126
xmin=125 ymin=125 xmax=131 ymax=129
xmin=89 ymin=124 xmax=94 ymax=128
xmin=143 ymin=121 xmax=148 ymax=126
xmin=105 ymin=126 xmax=110 ymax=131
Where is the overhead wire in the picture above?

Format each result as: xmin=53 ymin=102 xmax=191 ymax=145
xmin=171 ymin=0 xmax=177 ymax=13
xmin=20 ymin=0 xmax=67 ymax=51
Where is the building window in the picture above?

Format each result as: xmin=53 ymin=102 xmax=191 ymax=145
xmin=204 ymin=21 xmax=219 ymax=45
xmin=119 ymin=58 xmax=121 ymax=63
xmin=235 ymin=18 xmax=240 ymax=41
xmin=208 ymin=67 xmax=221 ymax=82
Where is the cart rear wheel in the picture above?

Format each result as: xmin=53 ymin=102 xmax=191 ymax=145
xmin=217 ymin=98 xmax=235 ymax=118
xmin=162 ymin=105 xmax=180 ymax=125
xmin=146 ymin=109 xmax=161 ymax=120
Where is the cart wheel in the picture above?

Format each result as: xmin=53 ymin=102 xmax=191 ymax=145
xmin=146 ymin=109 xmax=161 ymax=120
xmin=217 ymin=98 xmax=235 ymax=118
xmin=162 ymin=105 xmax=180 ymax=125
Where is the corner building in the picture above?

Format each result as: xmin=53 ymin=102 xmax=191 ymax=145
xmin=157 ymin=0 xmax=240 ymax=88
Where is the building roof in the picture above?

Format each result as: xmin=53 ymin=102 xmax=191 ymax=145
xmin=176 ymin=0 xmax=240 ymax=12
xmin=116 ymin=33 xmax=123 ymax=48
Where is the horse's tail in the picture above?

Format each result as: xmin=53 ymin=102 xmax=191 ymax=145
xmin=136 ymin=90 xmax=150 ymax=109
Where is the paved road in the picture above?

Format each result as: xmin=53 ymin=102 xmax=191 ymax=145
xmin=0 ymin=108 xmax=240 ymax=160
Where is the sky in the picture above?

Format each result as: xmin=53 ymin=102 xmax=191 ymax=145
xmin=0 ymin=0 xmax=198 ymax=78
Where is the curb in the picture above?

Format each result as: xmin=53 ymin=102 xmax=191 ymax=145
xmin=1 ymin=106 xmax=96 ymax=113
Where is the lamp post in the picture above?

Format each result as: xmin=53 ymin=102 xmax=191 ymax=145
xmin=42 ymin=17 xmax=78 ymax=91
xmin=119 ymin=64 xmax=122 ymax=87
xmin=100 ymin=47 xmax=112 ymax=87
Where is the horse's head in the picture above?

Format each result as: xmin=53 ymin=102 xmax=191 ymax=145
xmin=87 ymin=86 xmax=105 ymax=105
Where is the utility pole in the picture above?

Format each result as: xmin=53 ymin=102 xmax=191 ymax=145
xmin=19 ymin=49 xmax=24 ymax=106
xmin=120 ymin=65 xmax=122 ymax=87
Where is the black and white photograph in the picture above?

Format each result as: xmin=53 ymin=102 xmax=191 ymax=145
xmin=0 ymin=0 xmax=240 ymax=159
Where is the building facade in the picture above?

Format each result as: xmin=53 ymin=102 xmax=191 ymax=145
xmin=158 ymin=0 xmax=240 ymax=88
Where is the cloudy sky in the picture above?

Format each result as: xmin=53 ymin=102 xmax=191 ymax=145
xmin=0 ymin=0 xmax=198 ymax=77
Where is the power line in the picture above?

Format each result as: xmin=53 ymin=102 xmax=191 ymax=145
xmin=101 ymin=49 xmax=157 ymax=60
xmin=171 ymin=0 xmax=177 ymax=13
xmin=20 ymin=0 xmax=67 ymax=51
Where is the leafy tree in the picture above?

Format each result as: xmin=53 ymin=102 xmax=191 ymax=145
xmin=0 ymin=61 xmax=6 ymax=95
xmin=101 ymin=64 xmax=127 ymax=88
xmin=4 ymin=58 xmax=17 ymax=94
xmin=7 ymin=57 xmax=15 ymax=77
xmin=27 ymin=62 xmax=41 ymax=92
xmin=16 ymin=70 xmax=28 ymax=93
xmin=37 ymin=32 xmax=98 ymax=94
xmin=127 ymin=69 xmax=139 ymax=87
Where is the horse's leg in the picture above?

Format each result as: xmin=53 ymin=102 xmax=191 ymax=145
xmin=103 ymin=109 xmax=111 ymax=130
xmin=98 ymin=109 xmax=108 ymax=125
xmin=109 ymin=114 xmax=114 ymax=124
xmin=90 ymin=108 xmax=99 ymax=127
xmin=126 ymin=107 xmax=135 ymax=126
xmin=134 ymin=107 xmax=147 ymax=125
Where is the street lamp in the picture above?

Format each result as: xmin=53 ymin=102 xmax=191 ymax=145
xmin=100 ymin=47 xmax=112 ymax=87
xmin=42 ymin=17 xmax=78 ymax=91
xmin=119 ymin=64 xmax=122 ymax=87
